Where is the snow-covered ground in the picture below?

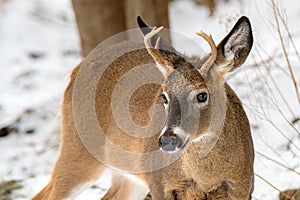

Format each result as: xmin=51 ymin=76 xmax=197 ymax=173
xmin=0 ymin=0 xmax=299 ymax=199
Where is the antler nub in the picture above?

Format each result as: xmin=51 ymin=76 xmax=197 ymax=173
xmin=154 ymin=37 xmax=161 ymax=49
xmin=144 ymin=26 xmax=172 ymax=67
xmin=196 ymin=31 xmax=217 ymax=74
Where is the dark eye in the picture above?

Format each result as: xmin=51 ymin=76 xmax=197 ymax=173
xmin=196 ymin=92 xmax=208 ymax=103
xmin=161 ymin=93 xmax=168 ymax=105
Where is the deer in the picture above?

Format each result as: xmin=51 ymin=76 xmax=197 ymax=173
xmin=32 ymin=16 xmax=254 ymax=200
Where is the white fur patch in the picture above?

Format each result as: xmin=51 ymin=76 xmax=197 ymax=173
xmin=125 ymin=174 xmax=150 ymax=200
xmin=114 ymin=170 xmax=150 ymax=200
xmin=159 ymin=126 xmax=168 ymax=137
xmin=127 ymin=186 xmax=149 ymax=200
xmin=64 ymin=181 xmax=95 ymax=200
xmin=108 ymin=167 xmax=149 ymax=189
xmin=173 ymin=127 xmax=187 ymax=137
xmin=224 ymin=43 xmax=235 ymax=62
xmin=122 ymin=173 xmax=149 ymax=189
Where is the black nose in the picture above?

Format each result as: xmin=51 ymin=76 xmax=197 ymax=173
xmin=159 ymin=132 xmax=181 ymax=152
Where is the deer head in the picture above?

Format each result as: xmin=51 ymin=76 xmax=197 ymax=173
xmin=138 ymin=16 xmax=253 ymax=153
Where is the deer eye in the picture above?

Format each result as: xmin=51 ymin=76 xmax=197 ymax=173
xmin=196 ymin=92 xmax=208 ymax=103
xmin=161 ymin=93 xmax=168 ymax=105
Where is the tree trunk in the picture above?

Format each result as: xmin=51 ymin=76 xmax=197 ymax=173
xmin=124 ymin=0 xmax=170 ymax=41
xmin=72 ymin=0 xmax=126 ymax=56
xmin=72 ymin=0 xmax=170 ymax=57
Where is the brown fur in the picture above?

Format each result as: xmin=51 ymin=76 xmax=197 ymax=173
xmin=32 ymin=17 xmax=254 ymax=200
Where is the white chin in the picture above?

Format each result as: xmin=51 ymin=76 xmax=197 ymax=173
xmin=159 ymin=147 xmax=181 ymax=153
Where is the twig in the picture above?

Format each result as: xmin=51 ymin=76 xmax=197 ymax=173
xmin=277 ymin=5 xmax=300 ymax=64
xmin=255 ymin=173 xmax=292 ymax=199
xmin=251 ymin=46 xmax=295 ymax=115
xmin=271 ymin=0 xmax=300 ymax=104
xmin=256 ymin=151 xmax=300 ymax=176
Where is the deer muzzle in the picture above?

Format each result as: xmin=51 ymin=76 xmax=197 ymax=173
xmin=158 ymin=131 xmax=182 ymax=152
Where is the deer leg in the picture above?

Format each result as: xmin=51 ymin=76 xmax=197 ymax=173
xmin=228 ymin=176 xmax=254 ymax=200
xmin=101 ymin=174 xmax=149 ymax=200
xmin=147 ymin=182 xmax=167 ymax=200
xmin=32 ymin=133 xmax=105 ymax=200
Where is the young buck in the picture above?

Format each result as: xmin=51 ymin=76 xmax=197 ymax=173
xmin=33 ymin=16 xmax=254 ymax=200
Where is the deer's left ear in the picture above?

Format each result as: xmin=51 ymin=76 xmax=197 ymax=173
xmin=215 ymin=16 xmax=253 ymax=75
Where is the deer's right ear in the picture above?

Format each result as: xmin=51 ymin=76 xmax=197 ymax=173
xmin=137 ymin=16 xmax=184 ymax=77
xmin=137 ymin=16 xmax=176 ymax=53
xmin=215 ymin=16 xmax=253 ymax=75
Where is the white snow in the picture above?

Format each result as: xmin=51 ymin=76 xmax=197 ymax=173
xmin=0 ymin=0 xmax=299 ymax=199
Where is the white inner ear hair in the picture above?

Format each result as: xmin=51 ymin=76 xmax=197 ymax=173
xmin=223 ymin=22 xmax=250 ymax=63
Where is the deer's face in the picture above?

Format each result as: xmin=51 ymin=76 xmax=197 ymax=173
xmin=158 ymin=65 xmax=212 ymax=152
xmin=138 ymin=16 xmax=253 ymax=153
